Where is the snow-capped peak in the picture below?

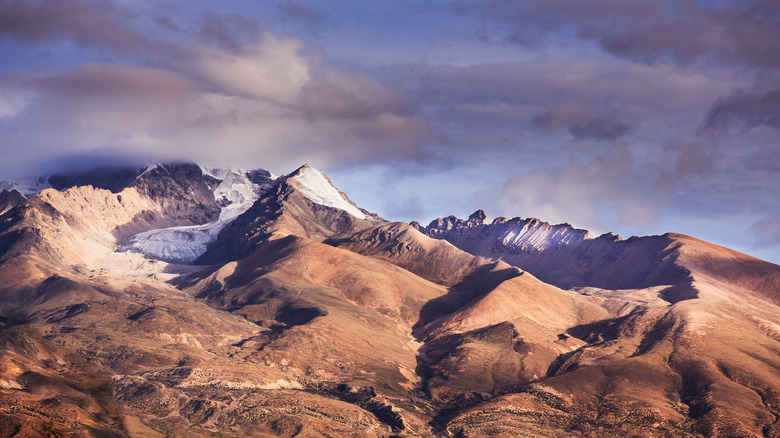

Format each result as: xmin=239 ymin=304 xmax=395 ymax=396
xmin=289 ymin=165 xmax=366 ymax=220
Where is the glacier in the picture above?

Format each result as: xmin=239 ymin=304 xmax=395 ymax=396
xmin=119 ymin=166 xmax=266 ymax=263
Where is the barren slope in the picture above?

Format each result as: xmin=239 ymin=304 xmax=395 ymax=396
xmin=416 ymin=212 xmax=780 ymax=436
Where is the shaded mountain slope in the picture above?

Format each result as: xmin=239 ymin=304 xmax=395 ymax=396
xmin=336 ymin=221 xmax=498 ymax=287
xmin=333 ymin=221 xmax=612 ymax=409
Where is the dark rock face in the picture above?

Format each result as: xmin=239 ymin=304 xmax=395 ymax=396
xmin=0 ymin=189 xmax=25 ymax=214
xmin=246 ymin=169 xmax=274 ymax=187
xmin=47 ymin=166 xmax=143 ymax=193
xmin=134 ymin=163 xmax=222 ymax=224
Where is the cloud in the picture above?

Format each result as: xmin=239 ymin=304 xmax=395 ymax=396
xmin=385 ymin=58 xmax=729 ymax=173
xmin=454 ymin=0 xmax=780 ymax=69
xmin=705 ymin=89 xmax=780 ymax=131
xmin=396 ymin=60 xmax=727 ymax=123
xmin=569 ymin=117 xmax=630 ymax=141
xmin=0 ymin=30 xmax=435 ymax=176
xmin=531 ymin=102 xmax=588 ymax=130
xmin=743 ymin=141 xmax=780 ymax=173
xmin=0 ymin=84 xmax=31 ymax=118
xmin=199 ymin=11 xmax=259 ymax=50
xmin=495 ymin=138 xmax=663 ymax=229
xmin=153 ymin=15 xmax=183 ymax=34
xmin=278 ymin=1 xmax=328 ymax=25
xmin=0 ymin=0 xmax=149 ymax=52
xmin=376 ymin=55 xmax=766 ymax=235
xmin=191 ymin=35 xmax=311 ymax=104
xmin=750 ymin=218 xmax=780 ymax=247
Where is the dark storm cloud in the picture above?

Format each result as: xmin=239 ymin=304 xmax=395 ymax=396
xmin=569 ymin=118 xmax=630 ymax=141
xmin=390 ymin=58 xmax=727 ymax=151
xmin=382 ymin=51 xmax=777 ymax=235
xmin=278 ymin=1 xmax=328 ymax=25
xmin=0 ymin=0 xmax=149 ymax=51
xmin=705 ymin=89 xmax=780 ymax=131
xmin=454 ymin=0 xmax=780 ymax=69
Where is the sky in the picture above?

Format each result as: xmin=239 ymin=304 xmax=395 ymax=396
xmin=0 ymin=0 xmax=779 ymax=263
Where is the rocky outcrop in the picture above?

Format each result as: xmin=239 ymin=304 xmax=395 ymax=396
xmin=134 ymin=163 xmax=222 ymax=224
xmin=0 ymin=189 xmax=25 ymax=216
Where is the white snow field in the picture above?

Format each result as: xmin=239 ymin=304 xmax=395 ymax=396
xmin=290 ymin=166 xmax=366 ymax=219
xmin=119 ymin=167 xmax=265 ymax=263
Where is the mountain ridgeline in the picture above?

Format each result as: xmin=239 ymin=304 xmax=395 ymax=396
xmin=0 ymin=162 xmax=779 ymax=437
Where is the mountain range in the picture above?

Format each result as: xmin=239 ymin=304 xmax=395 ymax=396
xmin=0 ymin=162 xmax=779 ymax=437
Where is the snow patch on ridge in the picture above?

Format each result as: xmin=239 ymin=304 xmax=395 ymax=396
xmin=135 ymin=163 xmax=159 ymax=180
xmin=119 ymin=167 xmax=263 ymax=263
xmin=499 ymin=221 xmax=594 ymax=252
xmin=290 ymin=166 xmax=366 ymax=219
xmin=0 ymin=177 xmax=52 ymax=198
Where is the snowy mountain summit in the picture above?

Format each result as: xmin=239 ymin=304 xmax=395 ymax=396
xmin=121 ymin=163 xmax=370 ymax=263
xmin=289 ymin=164 xmax=367 ymax=220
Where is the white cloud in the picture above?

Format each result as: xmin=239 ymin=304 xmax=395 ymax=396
xmin=192 ymin=34 xmax=311 ymax=104
xmin=0 ymin=32 xmax=435 ymax=175
xmin=0 ymin=86 xmax=32 ymax=118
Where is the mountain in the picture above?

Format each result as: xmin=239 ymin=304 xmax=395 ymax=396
xmin=198 ymin=164 xmax=385 ymax=264
xmin=0 ymin=162 xmax=779 ymax=437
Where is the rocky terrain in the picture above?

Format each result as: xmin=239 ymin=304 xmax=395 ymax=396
xmin=0 ymin=162 xmax=779 ymax=437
